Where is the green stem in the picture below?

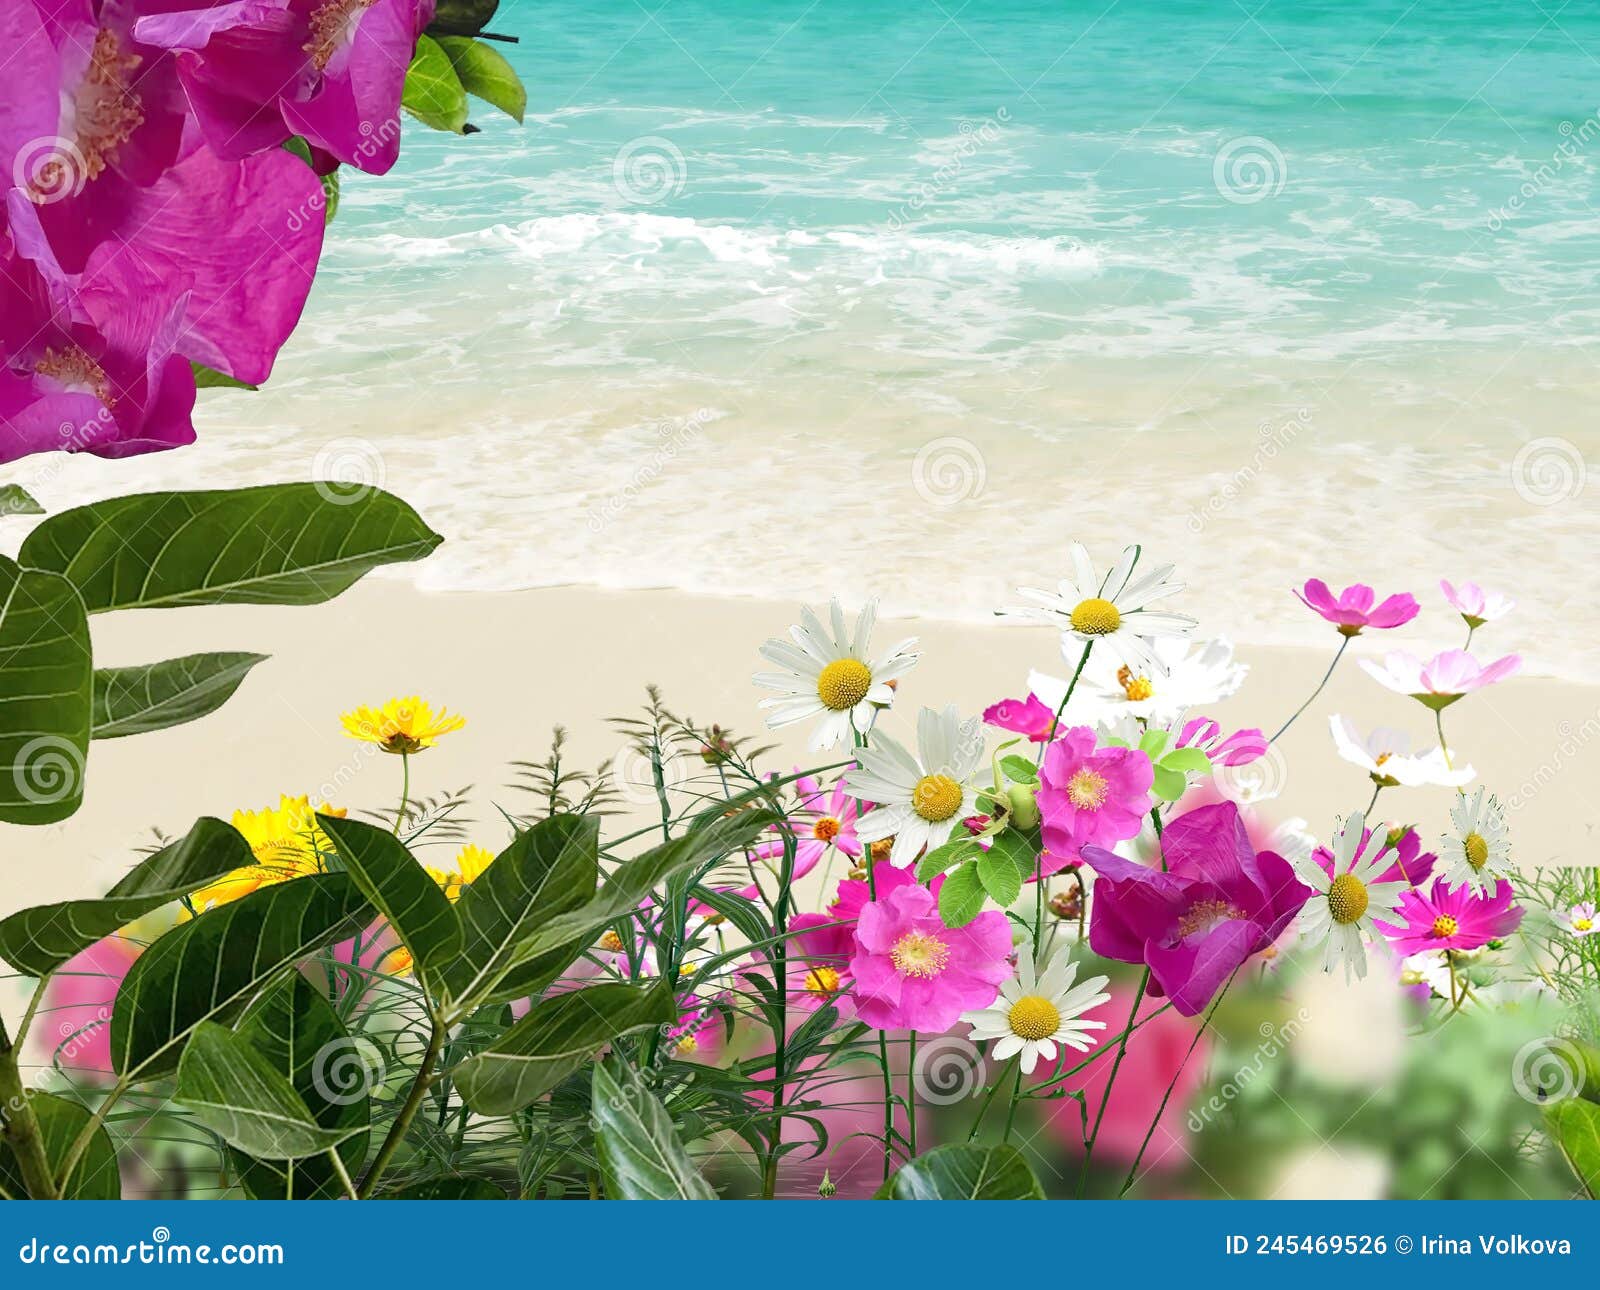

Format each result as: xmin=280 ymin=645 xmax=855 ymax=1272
xmin=357 ymin=1017 xmax=446 ymax=1198
xmin=327 ymin=1147 xmax=359 ymax=1200
xmin=1041 ymin=641 xmax=1095 ymax=755
xmin=393 ymin=751 xmax=410 ymax=835
xmin=1366 ymin=780 xmax=1384 ymax=816
xmin=53 ymin=1075 xmax=131 ymax=1198
xmin=1000 ymin=1059 xmax=1024 ymax=1144
xmin=1434 ymin=708 xmax=1453 ymax=771
xmin=0 ymin=1011 xmax=57 ymax=1199
xmin=1076 ymin=967 xmax=1151 ymax=1196
xmin=1269 ymin=635 xmax=1349 ymax=744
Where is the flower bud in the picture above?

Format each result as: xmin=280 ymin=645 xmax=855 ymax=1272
xmin=1006 ymin=783 xmax=1040 ymax=829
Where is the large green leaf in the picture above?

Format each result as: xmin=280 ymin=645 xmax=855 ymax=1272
xmin=875 ymin=1144 xmax=1045 ymax=1199
xmin=18 ymin=485 xmax=441 ymax=613
xmin=591 ymin=1059 xmax=717 ymax=1199
xmin=177 ymin=1022 xmax=366 ymax=1160
xmin=436 ymin=36 xmax=525 ymax=121
xmin=0 ymin=554 xmax=91 ymax=825
xmin=446 ymin=814 xmax=599 ymax=1008
xmin=1547 ymin=1098 xmax=1600 ymax=1198
xmin=0 ymin=1092 xmax=119 ymax=1199
xmin=0 ymin=484 xmax=43 ymax=516
xmin=402 ymin=35 xmax=469 ymax=133
xmin=428 ymin=0 xmax=499 ymax=35
xmin=454 ymin=983 xmax=672 ymax=1116
xmin=511 ymin=807 xmax=777 ymax=961
xmin=109 ymin=873 xmax=370 ymax=1081
xmin=317 ymin=815 xmax=460 ymax=999
xmin=228 ymin=974 xmax=372 ymax=1199
xmin=92 ymin=652 xmax=267 ymax=740
xmin=0 ymin=816 xmax=251 ymax=976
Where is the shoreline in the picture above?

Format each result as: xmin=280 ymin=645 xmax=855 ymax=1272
xmin=1 ymin=580 xmax=1591 ymax=908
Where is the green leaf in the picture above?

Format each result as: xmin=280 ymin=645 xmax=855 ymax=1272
xmin=402 ymin=35 xmax=469 ymax=133
xmin=454 ymin=982 xmax=672 ymax=1116
xmin=976 ymin=844 xmax=1023 ymax=907
xmin=0 ymin=554 xmax=91 ymax=825
xmin=177 ymin=1022 xmax=366 ymax=1160
xmin=999 ymin=754 xmax=1039 ymax=786
xmin=937 ymin=863 xmax=987 ymax=928
xmin=18 ymin=484 xmax=442 ymax=614
xmin=0 ymin=1092 xmax=119 ymax=1199
xmin=985 ymin=827 xmax=1040 ymax=882
xmin=317 ymin=814 xmax=460 ymax=1000
xmin=687 ymin=885 xmax=770 ymax=948
xmin=0 ymin=484 xmax=44 ymax=516
xmin=1137 ymin=729 xmax=1170 ymax=758
xmin=91 ymin=651 xmax=267 ymax=740
xmin=379 ymin=1177 xmax=508 ymax=1199
xmin=0 ymin=816 xmax=251 ymax=976
xmin=228 ymin=974 xmax=372 ymax=1199
xmin=428 ymin=0 xmax=500 ymax=35
xmin=109 ymin=873 xmax=370 ymax=1082
xmin=591 ymin=1059 xmax=717 ymax=1199
xmin=436 ymin=36 xmax=525 ymax=122
xmin=1161 ymin=747 xmax=1213 ymax=774
xmin=191 ymin=361 xmax=258 ymax=391
xmin=1546 ymin=1098 xmax=1600 ymax=1198
xmin=447 ymin=814 xmax=599 ymax=1008
xmin=915 ymin=837 xmax=978 ymax=884
xmin=510 ymin=807 xmax=776 ymax=962
xmin=320 ymin=168 xmax=340 ymax=224
xmin=874 ymin=1144 xmax=1045 ymax=1199
xmin=1151 ymin=765 xmax=1188 ymax=802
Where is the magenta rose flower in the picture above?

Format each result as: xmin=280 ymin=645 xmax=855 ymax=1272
xmin=1037 ymin=725 xmax=1153 ymax=872
xmin=1375 ymin=877 xmax=1523 ymax=956
xmin=135 ymin=0 xmax=435 ymax=175
xmin=1294 ymin=579 xmax=1419 ymax=636
xmin=1080 ymin=801 xmax=1312 ymax=1016
xmin=847 ymin=862 xmax=1012 ymax=1032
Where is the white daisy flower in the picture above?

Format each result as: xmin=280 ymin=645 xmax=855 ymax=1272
xmin=1328 ymin=716 xmax=1476 ymax=788
xmin=845 ymin=705 xmax=984 ymax=867
xmin=962 ymin=946 xmax=1111 ymax=1075
xmin=754 ymin=599 xmax=919 ymax=751
xmin=1033 ymin=634 xmax=1245 ymax=727
xmin=1559 ymin=902 xmax=1598 ymax=938
xmin=1290 ymin=810 xmax=1407 ymax=982
xmin=1435 ymin=787 xmax=1512 ymax=896
xmin=1001 ymin=542 xmax=1196 ymax=677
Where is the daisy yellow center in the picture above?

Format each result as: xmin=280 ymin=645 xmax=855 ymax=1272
xmin=1463 ymin=832 xmax=1489 ymax=870
xmin=1008 ymin=995 xmax=1061 ymax=1041
xmin=1327 ymin=872 xmax=1369 ymax=925
xmin=890 ymin=930 xmax=950 ymax=979
xmin=812 ymin=816 xmax=842 ymax=842
xmin=804 ymin=966 xmax=841 ymax=995
xmin=1429 ymin=915 xmax=1459 ymax=938
xmin=1069 ymin=597 xmax=1122 ymax=636
xmin=912 ymin=774 xmax=963 ymax=822
xmin=1066 ymin=768 xmax=1109 ymax=810
xmin=816 ymin=658 xmax=872 ymax=711
xmin=1117 ymin=665 xmax=1153 ymax=701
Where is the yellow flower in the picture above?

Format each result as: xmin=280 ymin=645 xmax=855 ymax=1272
xmin=424 ymin=843 xmax=497 ymax=902
xmin=340 ymin=697 xmax=465 ymax=755
xmin=381 ymin=946 xmax=415 ymax=977
xmin=190 ymin=795 xmax=347 ymax=912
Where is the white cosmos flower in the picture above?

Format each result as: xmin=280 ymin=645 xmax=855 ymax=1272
xmin=962 ymin=946 xmax=1110 ymax=1074
xmin=845 ymin=705 xmax=984 ymax=868
xmin=754 ymin=599 xmax=919 ymax=752
xmin=1290 ymin=810 xmax=1407 ymax=983
xmin=1328 ymin=716 xmax=1476 ymax=788
xmin=1002 ymin=542 xmax=1196 ymax=677
xmin=1436 ymin=787 xmax=1512 ymax=896
xmin=1031 ymin=634 xmax=1245 ymax=727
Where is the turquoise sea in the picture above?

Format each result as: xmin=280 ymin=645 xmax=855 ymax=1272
xmin=30 ymin=0 xmax=1600 ymax=673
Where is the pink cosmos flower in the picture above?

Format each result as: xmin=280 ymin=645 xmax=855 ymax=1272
xmin=1037 ymin=726 xmax=1154 ymax=872
xmin=1174 ymin=715 xmax=1267 ymax=766
xmin=1080 ymin=802 xmax=1312 ymax=1016
xmin=1560 ymin=902 xmax=1598 ymax=938
xmin=983 ymin=693 xmax=1057 ymax=742
xmin=1359 ymin=649 xmax=1521 ymax=707
xmin=847 ymin=861 xmax=1012 ymax=1032
xmin=745 ymin=911 xmax=856 ymax=1017
xmin=1375 ymin=877 xmax=1523 ymax=955
xmin=1310 ymin=822 xmax=1436 ymax=890
xmin=1440 ymin=579 xmax=1514 ymax=627
xmin=135 ymin=0 xmax=435 ymax=176
xmin=743 ymin=771 xmax=862 ymax=896
xmin=32 ymin=934 xmax=142 ymax=1078
xmin=1294 ymin=579 xmax=1419 ymax=636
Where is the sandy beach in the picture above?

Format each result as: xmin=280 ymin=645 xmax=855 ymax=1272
xmin=1 ymin=580 xmax=1590 ymax=909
